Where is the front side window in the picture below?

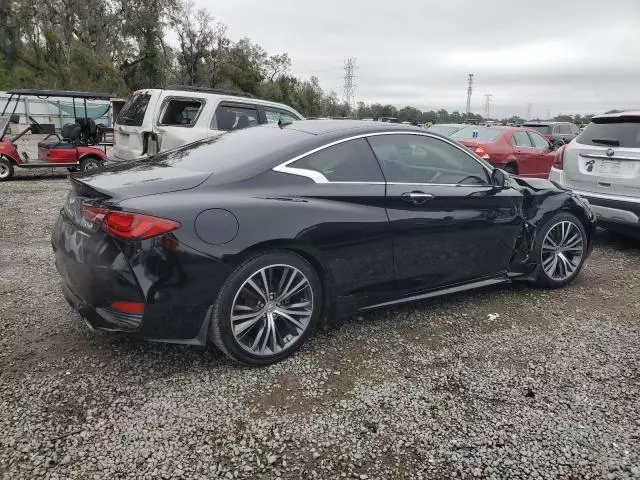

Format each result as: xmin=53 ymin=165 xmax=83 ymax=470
xmin=264 ymin=107 xmax=300 ymax=124
xmin=289 ymin=138 xmax=384 ymax=182
xmin=159 ymin=99 xmax=204 ymax=127
xmin=117 ymin=93 xmax=151 ymax=126
xmin=213 ymin=104 xmax=259 ymax=131
xmin=513 ymin=131 xmax=533 ymax=147
xmin=529 ymin=131 xmax=551 ymax=149
xmin=368 ymin=134 xmax=488 ymax=185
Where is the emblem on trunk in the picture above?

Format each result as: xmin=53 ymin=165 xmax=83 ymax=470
xmin=606 ymin=148 xmax=615 ymax=157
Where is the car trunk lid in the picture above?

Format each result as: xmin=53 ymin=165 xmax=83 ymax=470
xmin=70 ymin=158 xmax=212 ymax=201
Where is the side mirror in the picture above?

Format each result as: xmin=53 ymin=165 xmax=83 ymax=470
xmin=491 ymin=168 xmax=508 ymax=189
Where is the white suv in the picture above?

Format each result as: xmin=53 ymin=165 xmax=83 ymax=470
xmin=112 ymin=86 xmax=304 ymax=161
xmin=549 ymin=111 xmax=640 ymax=238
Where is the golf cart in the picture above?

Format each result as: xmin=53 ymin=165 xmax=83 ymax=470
xmin=0 ymin=89 xmax=113 ymax=181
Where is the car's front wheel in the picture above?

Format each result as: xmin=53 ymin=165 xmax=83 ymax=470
xmin=210 ymin=251 xmax=322 ymax=366
xmin=535 ymin=212 xmax=587 ymax=288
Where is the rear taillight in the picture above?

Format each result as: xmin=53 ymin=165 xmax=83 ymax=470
xmin=474 ymin=146 xmax=491 ymax=160
xmin=82 ymin=205 xmax=180 ymax=240
xmin=553 ymin=145 xmax=566 ymax=170
xmin=111 ymin=301 xmax=144 ymax=315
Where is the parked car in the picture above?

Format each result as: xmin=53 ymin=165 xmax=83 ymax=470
xmin=549 ymin=111 xmax=640 ymax=239
xmin=427 ymin=123 xmax=466 ymax=136
xmin=523 ymin=121 xmax=580 ymax=148
xmin=52 ymin=121 xmax=595 ymax=365
xmin=111 ymin=85 xmax=304 ymax=162
xmin=450 ymin=125 xmax=558 ymax=177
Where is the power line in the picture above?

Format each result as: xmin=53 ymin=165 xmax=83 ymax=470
xmin=465 ymin=74 xmax=474 ymax=118
xmin=483 ymin=94 xmax=493 ymax=119
xmin=343 ymin=58 xmax=357 ymax=117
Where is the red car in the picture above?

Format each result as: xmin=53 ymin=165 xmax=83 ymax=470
xmin=450 ymin=125 xmax=558 ymax=178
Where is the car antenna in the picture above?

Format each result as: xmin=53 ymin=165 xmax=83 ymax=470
xmin=278 ymin=118 xmax=293 ymax=129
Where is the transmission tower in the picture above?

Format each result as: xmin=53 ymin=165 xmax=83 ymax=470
xmin=465 ymin=74 xmax=474 ymax=118
xmin=343 ymin=58 xmax=357 ymax=118
xmin=526 ymin=103 xmax=533 ymax=120
xmin=483 ymin=94 xmax=493 ymax=119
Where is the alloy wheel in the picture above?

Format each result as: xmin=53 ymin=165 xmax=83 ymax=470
xmin=0 ymin=163 xmax=10 ymax=179
xmin=230 ymin=264 xmax=314 ymax=356
xmin=541 ymin=220 xmax=584 ymax=281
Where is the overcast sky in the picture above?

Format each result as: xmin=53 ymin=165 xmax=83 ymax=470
xmin=195 ymin=0 xmax=640 ymax=118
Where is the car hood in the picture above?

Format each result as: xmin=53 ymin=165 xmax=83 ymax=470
xmin=70 ymin=159 xmax=213 ymax=201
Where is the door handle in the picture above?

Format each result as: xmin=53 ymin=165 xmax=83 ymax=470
xmin=401 ymin=191 xmax=434 ymax=204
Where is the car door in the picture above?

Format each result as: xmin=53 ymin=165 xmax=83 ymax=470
xmin=113 ymin=91 xmax=158 ymax=161
xmin=511 ymin=130 xmax=538 ymax=176
xmin=277 ymin=137 xmax=395 ymax=307
xmin=367 ymin=133 xmax=524 ymax=293
xmin=527 ymin=131 xmax=555 ymax=177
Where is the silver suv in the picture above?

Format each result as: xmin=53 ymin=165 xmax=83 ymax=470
xmin=549 ymin=111 xmax=640 ymax=238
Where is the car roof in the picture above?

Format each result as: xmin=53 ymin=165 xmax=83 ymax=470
xmin=6 ymin=89 xmax=113 ymax=99
xmin=431 ymin=123 xmax=466 ymax=127
xmin=135 ymin=88 xmax=302 ymax=114
xmin=523 ymin=121 xmax=569 ymax=126
xmin=282 ymin=119 xmax=426 ymax=137
xmin=593 ymin=110 xmax=640 ymax=120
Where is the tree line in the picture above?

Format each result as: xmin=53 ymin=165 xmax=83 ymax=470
xmin=0 ymin=0 xmax=594 ymax=123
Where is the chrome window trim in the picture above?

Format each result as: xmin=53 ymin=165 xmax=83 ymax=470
xmin=580 ymin=153 xmax=640 ymax=162
xmin=571 ymin=189 xmax=640 ymax=204
xmin=272 ymin=131 xmax=493 ymax=186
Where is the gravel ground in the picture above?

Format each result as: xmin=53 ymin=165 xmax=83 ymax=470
xmin=1 ymin=172 xmax=639 ymax=479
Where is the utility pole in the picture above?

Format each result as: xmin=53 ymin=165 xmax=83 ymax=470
xmin=526 ymin=103 xmax=533 ymax=120
xmin=483 ymin=94 xmax=493 ymax=119
xmin=343 ymin=58 xmax=357 ymax=118
xmin=465 ymin=74 xmax=474 ymax=119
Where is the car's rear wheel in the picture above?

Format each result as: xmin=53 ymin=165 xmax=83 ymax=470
xmin=210 ymin=251 xmax=322 ymax=366
xmin=0 ymin=157 xmax=14 ymax=181
xmin=80 ymin=156 xmax=102 ymax=171
xmin=535 ymin=212 xmax=587 ymax=288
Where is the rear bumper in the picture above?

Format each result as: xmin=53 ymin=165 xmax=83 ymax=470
xmin=548 ymin=168 xmax=640 ymax=230
xmin=52 ymin=210 xmax=231 ymax=344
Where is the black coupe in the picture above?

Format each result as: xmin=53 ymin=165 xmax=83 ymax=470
xmin=52 ymin=120 xmax=596 ymax=365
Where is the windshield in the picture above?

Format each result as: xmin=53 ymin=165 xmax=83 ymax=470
xmin=450 ymin=126 xmax=502 ymax=141
xmin=576 ymin=116 xmax=640 ymax=148
xmin=525 ymin=125 xmax=551 ymax=135
xmin=116 ymin=93 xmax=151 ymax=126
xmin=428 ymin=125 xmax=461 ymax=136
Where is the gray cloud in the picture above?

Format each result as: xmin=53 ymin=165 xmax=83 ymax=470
xmin=195 ymin=0 xmax=640 ymax=117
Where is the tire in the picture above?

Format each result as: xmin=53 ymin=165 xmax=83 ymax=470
xmin=79 ymin=156 xmax=102 ymax=171
xmin=534 ymin=212 xmax=588 ymax=288
xmin=210 ymin=251 xmax=323 ymax=366
xmin=504 ymin=163 xmax=518 ymax=175
xmin=0 ymin=157 xmax=14 ymax=181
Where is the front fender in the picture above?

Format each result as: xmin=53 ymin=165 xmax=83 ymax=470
xmin=78 ymin=147 xmax=108 ymax=162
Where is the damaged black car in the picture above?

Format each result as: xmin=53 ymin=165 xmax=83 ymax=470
xmin=52 ymin=120 xmax=596 ymax=365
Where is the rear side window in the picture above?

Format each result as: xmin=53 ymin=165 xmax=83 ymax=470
xmin=116 ymin=93 xmax=150 ymax=126
xmin=529 ymin=131 xmax=551 ymax=149
xmin=159 ymin=98 xmax=204 ymax=126
xmin=213 ymin=104 xmax=259 ymax=131
xmin=290 ymin=138 xmax=384 ymax=182
xmin=512 ymin=131 xmax=532 ymax=147
xmin=264 ymin=107 xmax=300 ymax=124
xmin=577 ymin=117 xmax=640 ymax=148
xmin=450 ymin=126 xmax=501 ymax=141
xmin=558 ymin=124 xmax=571 ymax=135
